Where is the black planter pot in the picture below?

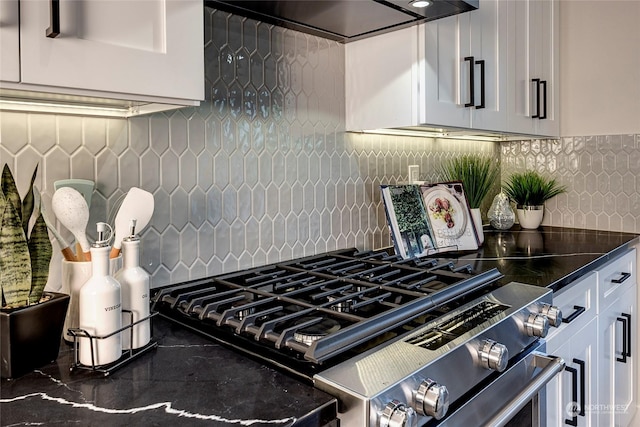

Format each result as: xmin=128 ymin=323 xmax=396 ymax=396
xmin=1 ymin=292 xmax=70 ymax=379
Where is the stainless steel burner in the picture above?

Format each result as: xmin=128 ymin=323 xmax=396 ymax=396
xmin=293 ymin=318 xmax=341 ymax=345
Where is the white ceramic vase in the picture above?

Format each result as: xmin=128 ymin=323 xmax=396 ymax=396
xmin=516 ymin=205 xmax=544 ymax=229
xmin=470 ymin=208 xmax=484 ymax=245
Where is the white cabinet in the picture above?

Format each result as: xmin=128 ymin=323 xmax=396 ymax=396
xmin=546 ymin=272 xmax=598 ymax=427
xmin=345 ymin=0 xmax=560 ymax=137
xmin=0 ymin=0 xmax=20 ymax=82
xmin=597 ymin=249 xmax=637 ymax=427
xmin=507 ymin=0 xmax=559 ymax=137
xmin=346 ymin=0 xmax=508 ymax=133
xmin=547 ymin=318 xmax=598 ymax=427
xmin=1 ymin=0 xmax=203 ymax=112
xmin=422 ymin=0 xmax=508 ymax=131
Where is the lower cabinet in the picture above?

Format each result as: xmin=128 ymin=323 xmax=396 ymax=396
xmin=597 ymin=284 xmax=637 ymax=427
xmin=546 ymin=247 xmax=637 ymax=427
xmin=546 ymin=318 xmax=598 ymax=427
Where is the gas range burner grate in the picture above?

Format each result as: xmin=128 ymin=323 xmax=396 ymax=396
xmin=153 ymin=248 xmax=502 ymax=366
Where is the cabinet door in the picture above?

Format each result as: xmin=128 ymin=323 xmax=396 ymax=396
xmin=507 ymin=0 xmax=559 ymax=137
xmin=0 ymin=0 xmax=19 ymax=82
xmin=547 ymin=319 xmax=597 ymax=427
xmin=423 ymin=0 xmax=506 ymax=131
xmin=597 ymin=285 xmax=637 ymax=427
xmin=18 ymin=0 xmax=203 ymax=102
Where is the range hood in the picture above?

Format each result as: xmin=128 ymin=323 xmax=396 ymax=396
xmin=205 ymin=0 xmax=479 ymax=42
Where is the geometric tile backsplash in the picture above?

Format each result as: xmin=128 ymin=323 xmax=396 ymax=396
xmin=1 ymin=8 xmax=638 ymax=291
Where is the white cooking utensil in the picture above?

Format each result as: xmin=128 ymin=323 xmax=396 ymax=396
xmin=110 ymin=187 xmax=154 ymax=258
xmin=33 ymin=185 xmax=76 ymax=262
xmin=52 ymin=187 xmax=91 ymax=261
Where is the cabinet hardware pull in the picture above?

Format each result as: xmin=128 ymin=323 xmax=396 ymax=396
xmin=464 ymin=56 xmax=475 ymax=107
xmin=475 ymin=59 xmax=485 ymax=109
xmin=540 ymin=80 xmax=547 ymax=119
xmin=531 ymin=78 xmax=540 ymax=118
xmin=611 ymin=272 xmax=631 ymax=284
xmin=616 ymin=316 xmax=628 ymax=363
xmin=573 ymin=358 xmax=586 ymax=417
xmin=46 ymin=0 xmax=60 ymax=38
xmin=564 ymin=365 xmax=578 ymax=426
xmin=562 ymin=305 xmax=585 ymax=324
xmin=622 ymin=313 xmax=631 ymax=357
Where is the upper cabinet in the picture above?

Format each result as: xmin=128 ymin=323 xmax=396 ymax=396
xmin=346 ymin=0 xmax=559 ymax=138
xmin=422 ymin=0 xmax=507 ymax=131
xmin=0 ymin=0 xmax=203 ymax=114
xmin=507 ymin=0 xmax=559 ymax=137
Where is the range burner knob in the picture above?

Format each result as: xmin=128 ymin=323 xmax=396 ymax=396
xmin=539 ymin=303 xmax=562 ymax=327
xmin=478 ymin=339 xmax=509 ymax=372
xmin=379 ymin=400 xmax=416 ymax=427
xmin=414 ymin=378 xmax=449 ymax=420
xmin=525 ymin=313 xmax=549 ymax=337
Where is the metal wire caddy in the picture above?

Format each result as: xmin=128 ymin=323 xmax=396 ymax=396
xmin=67 ymin=310 xmax=159 ymax=376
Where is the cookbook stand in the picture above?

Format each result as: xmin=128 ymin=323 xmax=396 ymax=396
xmin=68 ymin=311 xmax=159 ymax=376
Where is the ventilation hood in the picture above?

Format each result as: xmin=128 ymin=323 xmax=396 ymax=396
xmin=205 ymin=0 xmax=479 ymax=42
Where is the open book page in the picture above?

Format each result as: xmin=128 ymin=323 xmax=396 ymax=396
xmin=381 ymin=184 xmax=435 ymax=259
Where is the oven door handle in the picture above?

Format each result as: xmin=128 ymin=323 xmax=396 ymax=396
xmin=485 ymin=353 xmax=566 ymax=427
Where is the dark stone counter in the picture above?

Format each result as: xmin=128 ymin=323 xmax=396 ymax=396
xmin=0 ymin=317 xmax=337 ymax=427
xmin=442 ymin=226 xmax=638 ymax=292
xmin=2 ymin=226 xmax=637 ymax=426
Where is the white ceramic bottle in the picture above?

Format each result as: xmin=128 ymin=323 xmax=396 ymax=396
xmin=115 ymin=220 xmax=151 ymax=350
xmin=78 ymin=223 xmax=122 ymax=366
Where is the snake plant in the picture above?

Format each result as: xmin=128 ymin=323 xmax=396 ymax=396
xmin=0 ymin=164 xmax=52 ymax=309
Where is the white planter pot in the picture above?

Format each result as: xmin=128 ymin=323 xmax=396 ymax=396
xmin=516 ymin=205 xmax=544 ymax=229
xmin=470 ymin=208 xmax=484 ymax=245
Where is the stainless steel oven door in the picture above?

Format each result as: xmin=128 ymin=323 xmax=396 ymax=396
xmin=437 ymin=341 xmax=565 ymax=427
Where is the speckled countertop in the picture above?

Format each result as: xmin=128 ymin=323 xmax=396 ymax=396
xmin=1 ymin=226 xmax=637 ymax=426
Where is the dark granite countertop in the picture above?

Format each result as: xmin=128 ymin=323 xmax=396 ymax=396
xmin=0 ymin=317 xmax=337 ymax=427
xmin=442 ymin=226 xmax=638 ymax=293
xmin=2 ymin=226 xmax=637 ymax=426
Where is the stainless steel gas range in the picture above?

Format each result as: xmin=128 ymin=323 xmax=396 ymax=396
xmin=152 ymin=248 xmax=565 ymax=427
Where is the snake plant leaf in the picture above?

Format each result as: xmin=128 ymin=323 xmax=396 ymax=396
xmin=1 ymin=164 xmax=22 ymax=227
xmin=0 ymin=193 xmax=32 ymax=308
xmin=27 ymin=212 xmax=52 ymax=304
xmin=21 ymin=164 xmax=38 ymax=236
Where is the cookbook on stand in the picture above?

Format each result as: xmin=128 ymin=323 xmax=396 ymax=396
xmin=381 ymin=181 xmax=479 ymax=259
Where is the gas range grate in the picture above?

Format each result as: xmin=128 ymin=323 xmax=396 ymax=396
xmin=152 ymin=248 xmax=502 ymax=366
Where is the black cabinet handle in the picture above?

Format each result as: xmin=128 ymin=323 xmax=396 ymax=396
xmin=617 ymin=316 xmax=628 ymax=363
xmin=562 ymin=305 xmax=585 ymax=324
xmin=540 ymin=80 xmax=547 ymax=119
xmin=622 ymin=313 xmax=632 ymax=357
xmin=612 ymin=272 xmax=631 ymax=284
xmin=46 ymin=0 xmax=60 ymax=38
xmin=475 ymin=59 xmax=485 ymax=109
xmin=574 ymin=358 xmax=586 ymax=417
xmin=564 ymin=365 xmax=578 ymax=426
xmin=464 ymin=56 xmax=475 ymax=107
xmin=531 ymin=78 xmax=540 ymax=118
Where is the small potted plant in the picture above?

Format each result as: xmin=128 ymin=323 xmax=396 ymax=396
xmin=1 ymin=164 xmax=70 ymax=379
xmin=502 ymin=170 xmax=567 ymax=229
xmin=439 ymin=154 xmax=500 ymax=244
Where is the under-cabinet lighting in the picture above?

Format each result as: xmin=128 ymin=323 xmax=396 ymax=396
xmin=356 ymin=128 xmax=509 ymax=142
xmin=0 ymin=99 xmax=136 ymax=117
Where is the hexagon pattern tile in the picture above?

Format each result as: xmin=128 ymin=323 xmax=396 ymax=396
xmin=501 ymin=137 xmax=639 ymax=232
xmin=1 ymin=8 xmax=638 ymax=290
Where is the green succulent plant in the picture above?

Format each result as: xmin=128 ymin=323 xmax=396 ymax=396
xmin=439 ymin=154 xmax=500 ymax=209
xmin=0 ymin=164 xmax=52 ymax=309
xmin=502 ymin=170 xmax=567 ymax=207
